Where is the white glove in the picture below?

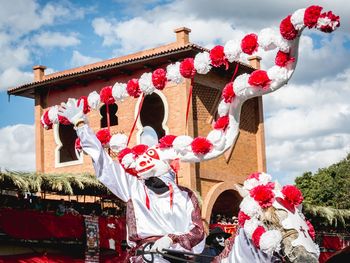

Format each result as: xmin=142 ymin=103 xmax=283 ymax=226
xmin=150 ymin=236 xmax=173 ymax=253
xmin=58 ymin=98 xmax=86 ymax=126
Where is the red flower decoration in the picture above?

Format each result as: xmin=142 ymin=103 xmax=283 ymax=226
xmin=58 ymin=115 xmax=71 ymax=125
xmin=180 ymin=58 xmax=196 ymax=79
xmin=126 ymin=79 xmax=141 ymax=98
xmin=42 ymin=110 xmax=53 ymax=129
xmin=241 ymin=34 xmax=259 ymax=55
xmin=214 ymin=116 xmax=229 ymax=130
xmin=75 ymin=138 xmax=82 ymax=151
xmin=252 ymin=226 xmax=266 ymax=248
xmin=222 ymin=82 xmax=235 ymax=103
xmin=250 ymin=184 xmax=275 ymax=208
xmin=100 ymin=86 xmax=115 ymax=105
xmin=306 ymin=220 xmax=315 ymax=240
xmin=280 ymin=15 xmax=298 ymax=40
xmin=248 ymin=70 xmax=271 ymax=89
xmin=191 ymin=137 xmax=213 ymax=155
xmin=77 ymin=96 xmax=90 ymax=114
xmin=275 ymin=51 xmax=295 ymax=67
xmin=281 ymin=185 xmax=304 ymax=206
xmin=96 ymin=129 xmax=111 ymax=146
xmin=159 ymin=135 xmax=177 ymax=149
xmin=238 ymin=211 xmax=250 ymax=227
xmin=247 ymin=172 xmax=261 ymax=180
xmin=304 ymin=5 xmax=323 ymax=28
xmin=152 ymin=68 xmax=167 ymax=90
xmin=131 ymin=144 xmax=149 ymax=156
xmin=318 ymin=11 xmax=340 ymax=33
xmin=210 ymin=45 xmax=227 ymax=68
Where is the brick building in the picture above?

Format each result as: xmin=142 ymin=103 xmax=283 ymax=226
xmin=8 ymin=28 xmax=266 ymax=226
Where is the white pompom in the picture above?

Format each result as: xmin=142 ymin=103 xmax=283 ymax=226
xmin=259 ymin=172 xmax=272 ymax=185
xmin=291 ymin=8 xmax=306 ymax=30
xmin=207 ymin=130 xmax=225 ymax=151
xmin=139 ymin=72 xmax=155 ymax=95
xmin=233 ymin=73 xmax=251 ymax=97
xmin=172 ymin=135 xmax=193 ymax=154
xmin=258 ymin=28 xmax=277 ymax=51
xmin=243 ymin=178 xmax=260 ymax=191
xmin=121 ymin=153 xmax=136 ymax=168
xmin=224 ymin=40 xmax=241 ymax=62
xmin=110 ymin=133 xmax=128 ymax=153
xmin=112 ymin=82 xmax=128 ymax=101
xmin=166 ymin=62 xmax=183 ymax=84
xmin=88 ymin=91 xmax=100 ymax=110
xmin=259 ymin=230 xmax=282 ymax=255
xmin=194 ymin=52 xmax=212 ymax=74
xmin=244 ymin=218 xmax=263 ymax=239
xmin=48 ymin=106 xmax=59 ymax=124
xmin=240 ymin=196 xmax=262 ymax=218
xmin=267 ymin=66 xmax=289 ymax=90
xmin=218 ymin=101 xmax=230 ymax=117
xmin=274 ymin=34 xmax=291 ymax=53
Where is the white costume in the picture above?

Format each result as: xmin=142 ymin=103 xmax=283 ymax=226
xmin=77 ymin=125 xmax=205 ymax=262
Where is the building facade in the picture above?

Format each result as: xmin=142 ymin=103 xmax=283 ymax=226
xmin=8 ymin=28 xmax=266 ymax=225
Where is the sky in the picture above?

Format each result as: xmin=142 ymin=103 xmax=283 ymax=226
xmin=0 ymin=0 xmax=349 ymax=184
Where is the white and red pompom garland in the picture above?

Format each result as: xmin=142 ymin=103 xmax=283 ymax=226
xmin=159 ymin=135 xmax=177 ymax=149
xmin=280 ymin=15 xmax=298 ymax=41
xmin=180 ymin=58 xmax=196 ymax=79
xmin=191 ymin=137 xmax=213 ymax=155
xmin=112 ymin=82 xmax=128 ymax=101
xmin=172 ymin=135 xmax=193 ymax=155
xmin=304 ymin=5 xmax=323 ymax=28
xmin=317 ymin=11 xmax=340 ymax=33
xmin=258 ymin=28 xmax=278 ymax=51
xmin=218 ymin=101 xmax=230 ymax=117
xmin=96 ymin=128 xmax=112 ymax=147
xmin=48 ymin=106 xmax=59 ymax=124
xmin=210 ymin=45 xmax=228 ymax=68
xmin=239 ymin=196 xmax=263 ymax=218
xmin=207 ymin=129 xmax=225 ymax=151
xmin=100 ymin=86 xmax=115 ymax=105
xmin=248 ymin=70 xmax=271 ymax=89
xmin=194 ymin=52 xmax=212 ymax=74
xmin=126 ymin=79 xmax=141 ymax=98
xmin=259 ymin=230 xmax=282 ymax=255
xmin=244 ymin=218 xmax=263 ymax=239
xmin=152 ymin=68 xmax=167 ymax=90
xmin=291 ymin=8 xmax=306 ymax=30
xmin=139 ymin=72 xmax=156 ymax=95
xmin=241 ymin=33 xmax=259 ymax=55
xmin=233 ymin=73 xmax=251 ymax=97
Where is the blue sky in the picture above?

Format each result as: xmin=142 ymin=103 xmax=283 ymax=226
xmin=0 ymin=0 xmax=349 ymax=184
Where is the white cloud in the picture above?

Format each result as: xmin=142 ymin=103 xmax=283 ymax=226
xmin=0 ymin=67 xmax=33 ymax=91
xmin=0 ymin=124 xmax=35 ymax=171
xmin=70 ymin=51 xmax=101 ymax=68
xmin=31 ymin=32 xmax=80 ymax=48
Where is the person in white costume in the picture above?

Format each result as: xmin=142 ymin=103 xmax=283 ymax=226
xmin=59 ymin=99 xmax=205 ymax=262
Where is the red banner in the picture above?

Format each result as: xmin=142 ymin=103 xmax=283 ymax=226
xmin=209 ymin=223 xmax=237 ymax=235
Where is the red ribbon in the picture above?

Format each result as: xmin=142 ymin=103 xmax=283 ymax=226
xmin=127 ymin=94 xmax=145 ymax=146
xmin=185 ymin=78 xmax=194 ymax=128
xmin=230 ymin=63 xmax=240 ymax=82
xmin=106 ymin=103 xmax=111 ymax=131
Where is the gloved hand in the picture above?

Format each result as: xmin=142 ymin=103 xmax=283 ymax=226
xmin=58 ymin=98 xmax=87 ymax=126
xmin=150 ymin=236 xmax=173 ymax=253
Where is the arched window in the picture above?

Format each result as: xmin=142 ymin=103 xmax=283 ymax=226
xmin=54 ymin=123 xmax=82 ymax=167
xmin=100 ymin=104 xmax=118 ymax=128
xmin=139 ymin=93 xmax=166 ymax=141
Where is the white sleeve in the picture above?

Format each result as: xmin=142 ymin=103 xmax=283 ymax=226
xmin=77 ymin=124 xmax=132 ymax=202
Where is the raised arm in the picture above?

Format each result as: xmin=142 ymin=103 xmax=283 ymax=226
xmin=59 ymin=98 xmax=133 ymax=202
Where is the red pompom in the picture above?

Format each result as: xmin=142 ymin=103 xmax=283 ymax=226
xmin=75 ymin=138 xmax=82 ymax=151
xmin=100 ymin=86 xmax=115 ymax=105
xmin=58 ymin=115 xmax=71 ymax=125
xmin=238 ymin=211 xmax=250 ymax=227
xmin=275 ymin=51 xmax=295 ymax=67
xmin=252 ymin=226 xmax=266 ymax=248
xmin=191 ymin=137 xmax=213 ymax=155
xmin=209 ymin=45 xmax=227 ymax=68
xmin=117 ymin=148 xmax=132 ymax=163
xmin=247 ymin=172 xmax=261 ymax=180
xmin=318 ymin=11 xmax=340 ymax=33
xmin=304 ymin=5 xmax=323 ymax=28
xmin=248 ymin=70 xmax=271 ymax=89
xmin=96 ymin=129 xmax=111 ymax=146
xmin=214 ymin=116 xmax=229 ymax=130
xmin=126 ymin=79 xmax=141 ymax=98
xmin=241 ymin=34 xmax=259 ymax=55
xmin=77 ymin=96 xmax=90 ymax=114
xmin=131 ymin=144 xmax=149 ymax=156
xmin=281 ymin=185 xmax=304 ymax=206
xmin=280 ymin=15 xmax=298 ymax=40
xmin=250 ymin=185 xmax=275 ymax=208
xmin=42 ymin=110 xmax=53 ymax=129
xmin=306 ymin=220 xmax=316 ymax=240
xmin=152 ymin=68 xmax=167 ymax=90
xmin=180 ymin=58 xmax=196 ymax=79
xmin=159 ymin=135 xmax=177 ymax=149
xmin=222 ymin=82 xmax=235 ymax=103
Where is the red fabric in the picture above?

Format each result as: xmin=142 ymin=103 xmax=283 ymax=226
xmin=0 ymin=209 xmax=84 ymax=239
xmin=322 ymin=235 xmax=343 ymax=250
xmin=209 ymin=224 xmax=237 ymax=236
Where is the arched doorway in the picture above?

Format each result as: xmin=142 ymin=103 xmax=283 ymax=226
xmin=210 ymin=190 xmax=241 ymax=224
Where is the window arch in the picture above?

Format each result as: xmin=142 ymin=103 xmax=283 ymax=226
xmin=100 ymin=103 xmax=118 ymax=128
